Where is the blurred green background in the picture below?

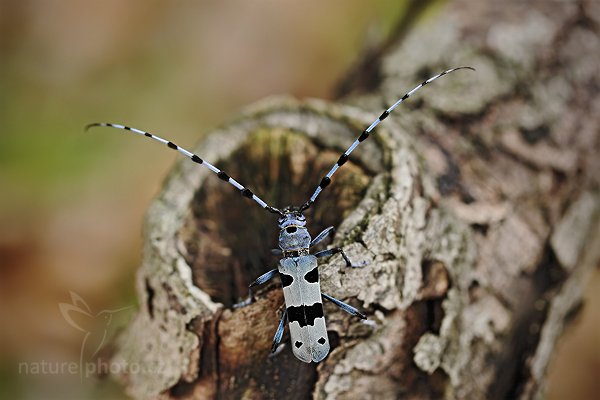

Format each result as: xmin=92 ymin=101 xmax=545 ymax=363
xmin=0 ymin=1 xmax=597 ymax=399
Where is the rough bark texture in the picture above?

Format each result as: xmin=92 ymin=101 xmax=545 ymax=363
xmin=112 ymin=1 xmax=600 ymax=399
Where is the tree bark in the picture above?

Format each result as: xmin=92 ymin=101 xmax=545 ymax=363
xmin=111 ymin=1 xmax=600 ymax=399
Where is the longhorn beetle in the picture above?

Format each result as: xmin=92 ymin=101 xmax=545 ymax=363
xmin=87 ymin=67 xmax=473 ymax=363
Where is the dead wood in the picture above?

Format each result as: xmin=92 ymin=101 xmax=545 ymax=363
xmin=112 ymin=1 xmax=600 ymax=399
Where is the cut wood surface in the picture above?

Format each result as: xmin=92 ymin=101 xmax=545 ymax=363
xmin=112 ymin=1 xmax=600 ymax=399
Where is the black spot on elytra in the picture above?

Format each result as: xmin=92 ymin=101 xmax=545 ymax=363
xmin=295 ymin=341 xmax=303 ymax=348
xmin=287 ymin=303 xmax=324 ymax=327
xmin=317 ymin=337 xmax=326 ymax=345
xmin=280 ymin=273 xmax=294 ymax=288
xmin=304 ymin=267 xmax=319 ymax=283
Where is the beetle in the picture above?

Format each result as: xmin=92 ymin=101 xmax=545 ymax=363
xmin=87 ymin=66 xmax=472 ymax=363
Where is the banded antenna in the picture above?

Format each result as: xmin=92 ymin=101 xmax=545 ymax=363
xmin=299 ymin=66 xmax=474 ymax=212
xmin=85 ymin=123 xmax=284 ymax=216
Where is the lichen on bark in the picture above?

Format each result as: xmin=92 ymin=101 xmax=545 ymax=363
xmin=112 ymin=1 xmax=600 ymax=399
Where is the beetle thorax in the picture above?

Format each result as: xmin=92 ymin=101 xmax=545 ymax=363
xmin=278 ymin=210 xmax=311 ymax=252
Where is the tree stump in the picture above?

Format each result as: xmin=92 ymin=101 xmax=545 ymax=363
xmin=112 ymin=1 xmax=600 ymax=399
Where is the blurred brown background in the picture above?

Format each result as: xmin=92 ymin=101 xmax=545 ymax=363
xmin=0 ymin=1 xmax=597 ymax=398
